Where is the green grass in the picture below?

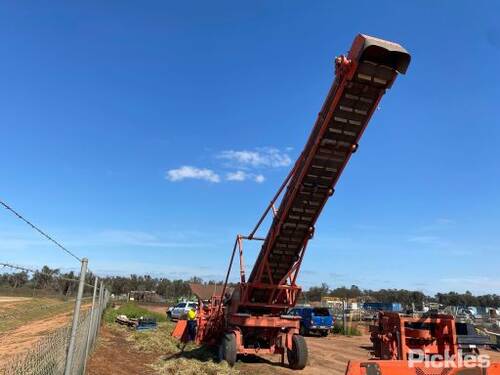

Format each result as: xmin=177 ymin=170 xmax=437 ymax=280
xmin=105 ymin=305 xmax=240 ymax=375
xmin=153 ymin=357 xmax=239 ymax=375
xmin=0 ymin=297 xmax=78 ymax=333
xmin=0 ymin=287 xmax=63 ymax=298
xmin=104 ymin=302 xmax=167 ymax=324
xmin=127 ymin=322 xmax=179 ymax=353
xmin=140 ymin=323 xmax=239 ymax=375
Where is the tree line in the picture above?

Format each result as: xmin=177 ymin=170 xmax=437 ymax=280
xmin=1 ymin=267 xmax=498 ymax=308
xmin=301 ymin=283 xmax=500 ymax=308
xmin=0 ymin=265 xmax=93 ymax=296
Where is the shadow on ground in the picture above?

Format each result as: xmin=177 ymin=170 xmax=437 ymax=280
xmin=161 ymin=343 xmax=215 ymax=362
xmin=161 ymin=344 xmax=289 ymax=369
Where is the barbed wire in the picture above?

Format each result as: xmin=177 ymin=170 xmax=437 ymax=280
xmin=0 ymin=262 xmax=96 ymax=288
xmin=0 ymin=199 xmax=82 ymax=262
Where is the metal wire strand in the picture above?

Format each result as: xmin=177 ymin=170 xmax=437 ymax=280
xmin=0 ymin=199 xmax=82 ymax=262
xmin=0 ymin=262 xmax=96 ymax=288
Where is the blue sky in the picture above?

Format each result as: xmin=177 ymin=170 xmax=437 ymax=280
xmin=1 ymin=1 xmax=499 ymax=295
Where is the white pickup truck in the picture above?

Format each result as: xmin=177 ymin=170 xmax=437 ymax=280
xmin=167 ymin=301 xmax=198 ymax=320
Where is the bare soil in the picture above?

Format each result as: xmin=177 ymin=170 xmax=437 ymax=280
xmin=485 ymin=348 xmax=500 ymax=362
xmin=0 ymin=310 xmax=73 ymax=365
xmin=86 ymin=326 xmax=371 ymax=375
xmin=86 ymin=325 xmax=158 ymax=375
xmin=234 ymin=334 xmax=371 ymax=375
xmin=0 ymin=299 xmax=92 ymax=366
xmin=138 ymin=304 xmax=167 ymax=315
xmin=0 ymin=297 xmax=32 ymax=305
xmin=86 ymin=304 xmax=500 ymax=375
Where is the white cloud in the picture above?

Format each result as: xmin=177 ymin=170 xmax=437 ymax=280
xmin=226 ymin=171 xmax=247 ymax=181
xmin=166 ymin=166 xmax=220 ymax=183
xmin=254 ymin=174 xmax=265 ymax=183
xmin=225 ymin=171 xmax=266 ymax=183
xmin=217 ymin=148 xmax=291 ymax=169
xmin=165 ymin=147 xmax=287 ymax=184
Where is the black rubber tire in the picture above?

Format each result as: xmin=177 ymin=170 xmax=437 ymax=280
xmin=320 ymin=330 xmax=328 ymax=337
xmin=287 ymin=335 xmax=308 ymax=370
xmin=299 ymin=324 xmax=308 ymax=337
xmin=218 ymin=333 xmax=237 ymax=366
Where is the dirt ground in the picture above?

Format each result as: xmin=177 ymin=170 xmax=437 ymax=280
xmin=0 ymin=310 xmax=74 ymax=365
xmin=87 ymin=304 xmax=500 ymax=375
xmin=87 ymin=325 xmax=158 ymax=375
xmin=0 ymin=298 xmax=92 ymax=366
xmin=483 ymin=348 xmax=500 ymax=362
xmin=86 ymin=323 xmax=372 ymax=375
xmin=234 ymin=333 xmax=371 ymax=375
xmin=138 ymin=304 xmax=167 ymax=315
xmin=86 ymin=326 xmax=500 ymax=375
xmin=168 ymin=304 xmax=372 ymax=373
xmin=0 ymin=296 xmax=32 ymax=305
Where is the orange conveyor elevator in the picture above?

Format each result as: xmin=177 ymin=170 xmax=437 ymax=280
xmin=173 ymin=34 xmax=428 ymax=372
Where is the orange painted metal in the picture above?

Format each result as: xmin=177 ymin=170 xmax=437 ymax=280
xmin=346 ymin=360 xmax=500 ymax=375
xmin=173 ymin=34 xmax=411 ymax=367
xmin=370 ymin=312 xmax=458 ymax=360
xmin=229 ymin=314 xmax=300 ymax=329
xmin=244 ymin=34 xmax=410 ymax=310
xmin=171 ymin=319 xmax=187 ymax=341
xmin=366 ymin=312 xmax=500 ymax=375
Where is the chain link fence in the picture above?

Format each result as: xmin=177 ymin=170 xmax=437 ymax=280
xmin=1 ymin=289 xmax=109 ymax=375
xmin=1 ymin=199 xmax=111 ymax=375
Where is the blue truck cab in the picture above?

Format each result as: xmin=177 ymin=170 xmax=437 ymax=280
xmin=288 ymin=306 xmax=334 ymax=337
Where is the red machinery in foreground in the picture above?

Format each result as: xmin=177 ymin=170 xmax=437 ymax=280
xmin=173 ymin=34 xmax=410 ymax=369
xmin=346 ymin=312 xmax=500 ymax=375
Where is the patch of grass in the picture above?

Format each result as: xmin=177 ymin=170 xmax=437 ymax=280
xmin=126 ymin=322 xmax=179 ymax=353
xmin=114 ymin=318 xmax=238 ymax=375
xmin=332 ymin=322 xmax=362 ymax=336
xmin=152 ymin=340 xmax=239 ymax=375
xmin=0 ymin=287 xmax=69 ymax=298
xmin=0 ymin=297 xmax=78 ymax=333
xmin=104 ymin=302 xmax=167 ymax=324
xmin=153 ymin=357 xmax=239 ymax=375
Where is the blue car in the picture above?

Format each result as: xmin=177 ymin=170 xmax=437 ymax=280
xmin=288 ymin=306 xmax=333 ymax=337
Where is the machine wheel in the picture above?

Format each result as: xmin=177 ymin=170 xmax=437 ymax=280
xmin=320 ymin=330 xmax=328 ymax=337
xmin=287 ymin=334 xmax=308 ymax=370
xmin=299 ymin=324 xmax=308 ymax=337
xmin=218 ymin=333 xmax=237 ymax=366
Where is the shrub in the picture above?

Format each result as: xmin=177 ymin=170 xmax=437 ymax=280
xmin=104 ymin=302 xmax=167 ymax=324
xmin=332 ymin=321 xmax=362 ymax=336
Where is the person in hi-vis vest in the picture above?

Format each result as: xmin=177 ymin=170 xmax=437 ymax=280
xmin=187 ymin=308 xmax=197 ymax=341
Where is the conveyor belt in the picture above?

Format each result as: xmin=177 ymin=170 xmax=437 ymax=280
xmin=247 ymin=35 xmax=410 ymax=304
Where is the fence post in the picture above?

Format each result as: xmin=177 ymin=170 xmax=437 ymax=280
xmin=82 ymin=276 xmax=98 ymax=375
xmin=97 ymin=281 xmax=104 ymax=329
xmin=90 ymin=281 xmax=103 ymax=352
xmin=343 ymin=299 xmax=348 ymax=335
xmin=64 ymin=257 xmax=88 ymax=375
